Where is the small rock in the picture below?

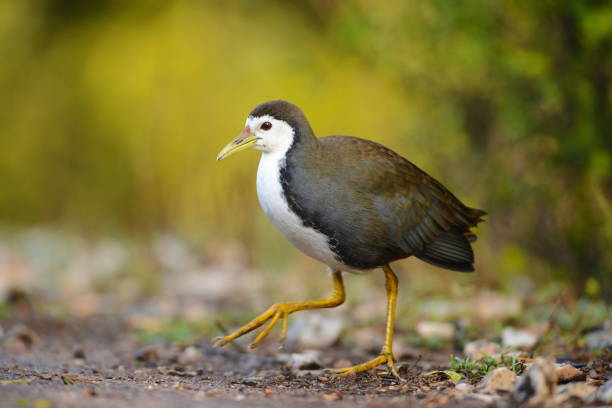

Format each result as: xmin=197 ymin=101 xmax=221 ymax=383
xmin=555 ymin=382 xmax=597 ymax=404
xmin=6 ymin=288 xmax=33 ymax=319
xmin=282 ymin=350 xmax=322 ymax=370
xmin=468 ymin=393 xmax=498 ymax=404
xmin=4 ymin=324 xmax=39 ymax=351
xmin=73 ymin=346 xmax=86 ymax=360
xmin=478 ymin=367 xmax=517 ymax=393
xmin=597 ymin=379 xmax=612 ymax=404
xmin=474 ymin=291 xmax=522 ymax=322
xmin=178 ymin=346 xmax=203 ymax=364
xmin=502 ymin=327 xmax=539 ymax=348
xmin=585 ymin=329 xmax=612 ymax=351
xmin=332 ymin=358 xmax=353 ymax=369
xmin=463 ymin=340 xmax=501 ymax=360
xmin=241 ymin=378 xmax=260 ymax=386
xmin=135 ymin=346 xmax=160 ymax=363
xmin=512 ymin=358 xmax=557 ymax=404
xmin=285 ymin=313 xmax=344 ymax=350
xmin=555 ymin=364 xmax=582 ymax=383
xmin=415 ymin=321 xmax=455 ymax=340
xmin=454 ymin=382 xmax=474 ymax=394
xmin=351 ymin=327 xmax=383 ymax=352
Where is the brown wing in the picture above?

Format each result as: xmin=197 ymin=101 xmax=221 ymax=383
xmin=312 ymin=136 xmax=486 ymax=271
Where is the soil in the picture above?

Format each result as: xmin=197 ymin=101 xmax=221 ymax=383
xmin=0 ymin=315 xmax=494 ymax=408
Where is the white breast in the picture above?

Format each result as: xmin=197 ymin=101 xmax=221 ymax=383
xmin=256 ymin=152 xmax=351 ymax=272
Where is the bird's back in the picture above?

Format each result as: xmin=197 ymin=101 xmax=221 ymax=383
xmin=282 ymin=135 xmax=486 ymax=271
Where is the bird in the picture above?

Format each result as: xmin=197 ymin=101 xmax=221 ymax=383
xmin=215 ymin=100 xmax=486 ymax=377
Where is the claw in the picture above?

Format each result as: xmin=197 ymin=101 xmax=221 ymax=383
xmin=212 ymin=336 xmax=226 ymax=347
xmin=213 ymin=303 xmax=293 ymax=351
xmin=212 ymin=271 xmax=345 ymax=352
xmin=278 ymin=315 xmax=289 ymax=345
xmin=249 ymin=310 xmax=282 ymax=349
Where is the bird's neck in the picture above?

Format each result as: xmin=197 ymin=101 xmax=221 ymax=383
xmin=286 ymin=127 xmax=319 ymax=163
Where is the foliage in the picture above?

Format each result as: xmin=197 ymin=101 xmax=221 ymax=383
xmin=449 ymin=354 xmax=526 ymax=382
xmin=137 ymin=317 xmax=211 ymax=344
xmin=0 ymin=0 xmax=609 ymax=292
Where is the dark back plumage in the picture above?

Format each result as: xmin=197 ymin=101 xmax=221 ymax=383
xmin=283 ymin=135 xmax=485 ymax=272
xmin=255 ymin=100 xmax=486 ymax=272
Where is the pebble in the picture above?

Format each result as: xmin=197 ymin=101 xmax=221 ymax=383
xmin=478 ymin=367 xmax=517 ymax=393
xmin=415 ymin=321 xmax=455 ymax=340
xmin=474 ymin=291 xmax=522 ymax=322
xmin=554 ymin=382 xmax=597 ymax=404
xmin=502 ymin=327 xmax=539 ymax=348
xmin=512 ymin=358 xmax=557 ymax=404
xmin=597 ymin=379 xmax=612 ymax=404
xmin=555 ymin=364 xmax=582 ymax=383
xmin=135 ymin=346 xmax=160 ymax=363
xmin=468 ymin=393 xmax=497 ymax=404
xmin=73 ymin=346 xmax=86 ymax=360
xmin=454 ymin=383 xmax=474 ymax=394
xmin=241 ymin=378 xmax=260 ymax=386
xmin=285 ymin=313 xmax=344 ymax=350
xmin=585 ymin=329 xmax=612 ymax=351
xmin=332 ymin=358 xmax=353 ymax=368
xmin=463 ymin=340 xmax=501 ymax=360
xmin=178 ymin=346 xmax=203 ymax=364
xmin=283 ymin=350 xmax=322 ymax=370
xmin=3 ymin=324 xmax=39 ymax=351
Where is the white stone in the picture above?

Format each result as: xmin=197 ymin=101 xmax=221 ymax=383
xmin=554 ymin=364 xmax=582 ymax=382
xmin=596 ymin=379 xmax=612 ymax=404
xmin=285 ymin=313 xmax=344 ymax=350
xmin=281 ymin=350 xmax=322 ymax=370
xmin=463 ymin=340 xmax=501 ymax=360
xmin=502 ymin=327 xmax=539 ymax=348
xmin=512 ymin=358 xmax=557 ymax=404
xmin=415 ymin=321 xmax=455 ymax=340
xmin=478 ymin=367 xmax=517 ymax=393
xmin=555 ymin=382 xmax=597 ymax=404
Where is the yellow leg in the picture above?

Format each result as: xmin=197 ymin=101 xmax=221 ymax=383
xmin=331 ymin=264 xmax=401 ymax=379
xmin=214 ymin=270 xmax=345 ymax=349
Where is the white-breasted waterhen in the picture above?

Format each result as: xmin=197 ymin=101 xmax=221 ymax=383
xmin=215 ymin=100 xmax=486 ymax=377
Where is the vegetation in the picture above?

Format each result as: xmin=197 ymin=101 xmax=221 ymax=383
xmin=0 ymin=1 xmax=610 ymax=293
xmin=449 ymin=354 xmax=526 ymax=383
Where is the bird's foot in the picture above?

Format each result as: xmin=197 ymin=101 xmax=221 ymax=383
xmin=213 ymin=302 xmax=297 ymax=350
xmin=330 ymin=352 xmax=402 ymax=380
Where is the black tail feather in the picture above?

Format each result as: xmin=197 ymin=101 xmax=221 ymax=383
xmin=416 ymin=228 xmax=475 ymax=272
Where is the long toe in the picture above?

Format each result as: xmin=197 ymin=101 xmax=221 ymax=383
xmin=330 ymin=353 xmax=402 ymax=380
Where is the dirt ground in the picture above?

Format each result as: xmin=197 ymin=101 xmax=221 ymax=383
xmin=1 ymin=313 xmax=610 ymax=408
xmin=0 ymin=314 xmax=512 ymax=408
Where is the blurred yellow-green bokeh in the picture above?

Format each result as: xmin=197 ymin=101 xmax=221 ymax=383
xmin=0 ymin=0 xmax=610 ymax=299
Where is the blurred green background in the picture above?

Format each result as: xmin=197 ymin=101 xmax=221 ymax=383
xmin=0 ymin=0 xmax=610 ymax=304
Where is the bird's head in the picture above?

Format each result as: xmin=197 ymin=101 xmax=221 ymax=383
xmin=216 ymin=100 xmax=313 ymax=161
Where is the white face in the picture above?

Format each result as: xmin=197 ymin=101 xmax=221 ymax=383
xmin=246 ymin=115 xmax=295 ymax=155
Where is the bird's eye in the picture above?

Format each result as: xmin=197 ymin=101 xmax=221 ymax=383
xmin=261 ymin=121 xmax=272 ymax=131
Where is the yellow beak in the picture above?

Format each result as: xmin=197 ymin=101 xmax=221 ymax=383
xmin=216 ymin=128 xmax=258 ymax=161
